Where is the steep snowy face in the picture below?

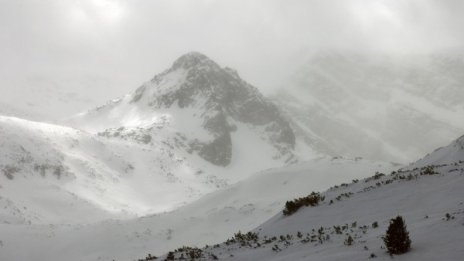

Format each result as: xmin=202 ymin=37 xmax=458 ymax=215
xmin=275 ymin=51 xmax=464 ymax=163
xmin=71 ymin=52 xmax=297 ymax=167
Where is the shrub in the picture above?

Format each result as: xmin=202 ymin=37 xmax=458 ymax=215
xmin=231 ymin=231 xmax=259 ymax=246
xmin=188 ymin=248 xmax=202 ymax=259
xmin=344 ymin=235 xmax=354 ymax=246
xmin=283 ymin=192 xmax=321 ymax=216
xmin=2 ymin=165 xmax=19 ymax=180
xmin=383 ymin=216 xmax=411 ymax=255
xmin=166 ymin=251 xmax=174 ymax=260
xmin=333 ymin=226 xmax=342 ymax=234
xmin=420 ymin=166 xmax=438 ymax=175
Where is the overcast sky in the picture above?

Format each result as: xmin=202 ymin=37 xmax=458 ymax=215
xmin=0 ymin=0 xmax=463 ymax=120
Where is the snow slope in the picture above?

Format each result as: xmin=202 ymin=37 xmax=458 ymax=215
xmin=0 ymin=115 xmax=237 ymax=224
xmin=152 ymin=135 xmax=464 ymax=261
xmin=414 ymin=135 xmax=464 ymax=167
xmin=0 ymin=157 xmax=394 ymax=261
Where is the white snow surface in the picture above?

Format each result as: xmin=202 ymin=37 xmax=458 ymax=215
xmin=153 ymin=135 xmax=464 ymax=261
xmin=414 ymin=135 xmax=464 ymax=167
xmin=0 ymin=118 xmax=462 ymax=261
xmin=0 ymin=115 xmax=233 ymax=222
xmin=0 ymin=149 xmax=394 ymax=260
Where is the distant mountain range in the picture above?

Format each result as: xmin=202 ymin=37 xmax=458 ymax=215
xmin=274 ymin=51 xmax=464 ymax=163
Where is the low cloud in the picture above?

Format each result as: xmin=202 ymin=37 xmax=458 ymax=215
xmin=0 ymin=0 xmax=462 ymax=119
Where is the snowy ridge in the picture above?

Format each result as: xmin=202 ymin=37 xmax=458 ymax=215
xmin=413 ymin=135 xmax=464 ymax=167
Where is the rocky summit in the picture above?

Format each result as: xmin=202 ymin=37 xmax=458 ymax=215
xmin=69 ymin=52 xmax=297 ymax=167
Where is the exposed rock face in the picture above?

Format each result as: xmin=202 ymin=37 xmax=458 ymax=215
xmin=75 ymin=52 xmax=296 ymax=167
xmin=136 ymin=52 xmax=295 ymax=166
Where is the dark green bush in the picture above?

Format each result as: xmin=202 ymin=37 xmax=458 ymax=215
xmin=383 ymin=216 xmax=411 ymax=255
xmin=283 ymin=192 xmax=321 ymax=216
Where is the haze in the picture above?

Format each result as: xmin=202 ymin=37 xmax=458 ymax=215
xmin=0 ymin=0 xmax=463 ymax=120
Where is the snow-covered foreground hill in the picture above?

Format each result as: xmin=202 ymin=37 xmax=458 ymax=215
xmin=0 ymin=157 xmax=394 ymax=261
xmin=151 ymin=136 xmax=464 ymax=261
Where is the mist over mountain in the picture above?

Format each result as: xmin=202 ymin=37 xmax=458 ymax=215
xmin=275 ymin=51 xmax=464 ymax=163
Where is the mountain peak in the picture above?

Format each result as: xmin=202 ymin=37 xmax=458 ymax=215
xmin=172 ymin=52 xmax=218 ymax=70
xmin=71 ymin=52 xmax=298 ymax=167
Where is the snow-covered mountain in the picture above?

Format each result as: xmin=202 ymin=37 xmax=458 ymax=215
xmin=275 ymin=51 xmax=464 ymax=164
xmin=68 ymin=52 xmax=306 ymax=174
xmin=152 ymin=134 xmax=464 ymax=261
xmin=2 ymin=51 xmax=463 ymax=261
xmin=0 ymin=53 xmax=317 ymax=229
xmin=0 ymin=52 xmax=324 ymax=260
xmin=0 ymin=100 xmax=396 ymax=260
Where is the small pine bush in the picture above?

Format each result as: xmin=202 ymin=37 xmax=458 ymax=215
xmin=383 ymin=216 xmax=411 ymax=255
xmin=344 ymin=235 xmax=354 ymax=246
